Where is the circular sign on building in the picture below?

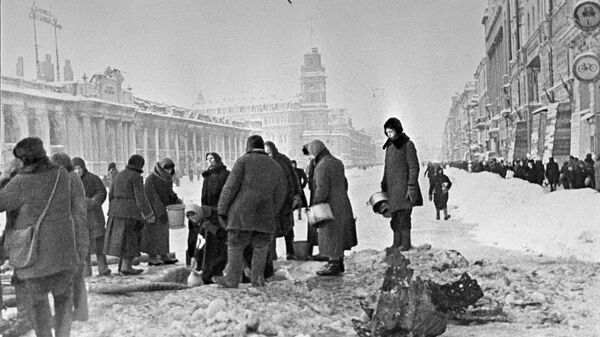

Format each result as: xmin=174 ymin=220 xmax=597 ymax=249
xmin=573 ymin=52 xmax=600 ymax=82
xmin=573 ymin=1 xmax=600 ymax=31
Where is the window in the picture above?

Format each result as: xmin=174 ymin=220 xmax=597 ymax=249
xmin=48 ymin=112 xmax=63 ymax=145
xmin=4 ymin=109 xmax=20 ymax=143
xmin=28 ymin=117 xmax=42 ymax=137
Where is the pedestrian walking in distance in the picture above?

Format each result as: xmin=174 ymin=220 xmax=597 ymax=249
xmin=216 ymin=135 xmax=286 ymax=288
xmin=380 ymin=117 xmax=423 ymax=251
xmin=428 ymin=166 xmax=452 ymax=220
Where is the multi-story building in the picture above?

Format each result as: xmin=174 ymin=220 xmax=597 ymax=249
xmin=443 ymin=0 xmax=600 ymax=164
xmin=441 ymin=82 xmax=479 ymax=161
xmin=1 ymin=66 xmax=255 ymax=175
xmin=193 ymin=48 xmax=378 ymax=167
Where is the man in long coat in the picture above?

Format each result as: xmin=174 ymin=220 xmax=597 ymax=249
xmin=380 ymin=117 xmax=423 ymax=251
xmin=72 ymin=157 xmax=111 ymax=276
xmin=216 ymin=135 xmax=286 ymax=287
xmin=265 ymin=141 xmax=300 ymax=260
xmin=307 ymin=140 xmax=357 ymax=276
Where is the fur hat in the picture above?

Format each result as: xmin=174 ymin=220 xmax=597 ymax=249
xmin=159 ymin=157 xmax=175 ymax=170
xmin=51 ymin=152 xmax=74 ymax=172
xmin=302 ymin=144 xmax=310 ymax=156
xmin=72 ymin=157 xmax=86 ymax=170
xmin=383 ymin=117 xmax=404 ymax=135
xmin=13 ymin=137 xmax=47 ymax=166
xmin=127 ymin=154 xmax=145 ymax=170
xmin=246 ymin=135 xmax=264 ymax=151
xmin=108 ymin=162 xmax=117 ymax=170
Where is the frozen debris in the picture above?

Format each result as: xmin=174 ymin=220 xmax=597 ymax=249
xmin=206 ymin=299 xmax=227 ymax=319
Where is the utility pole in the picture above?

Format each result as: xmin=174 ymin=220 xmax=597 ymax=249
xmin=29 ymin=3 xmax=41 ymax=79
xmin=52 ymin=16 xmax=62 ymax=81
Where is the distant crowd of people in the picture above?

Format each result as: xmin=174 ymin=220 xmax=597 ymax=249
xmin=435 ymin=152 xmax=600 ymax=192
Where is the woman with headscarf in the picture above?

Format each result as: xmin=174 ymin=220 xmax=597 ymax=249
xmin=428 ymin=166 xmax=452 ymax=221
xmin=142 ymin=158 xmax=182 ymax=266
xmin=0 ymin=137 xmax=87 ymax=337
xmin=105 ymin=154 xmax=155 ymax=275
xmin=306 ymin=139 xmax=357 ymax=276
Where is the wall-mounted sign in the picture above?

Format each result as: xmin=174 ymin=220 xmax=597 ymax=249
xmin=573 ymin=1 xmax=600 ymax=31
xmin=573 ymin=52 xmax=600 ymax=82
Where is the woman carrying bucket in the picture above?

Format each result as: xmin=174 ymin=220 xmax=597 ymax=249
xmin=141 ymin=158 xmax=182 ymax=266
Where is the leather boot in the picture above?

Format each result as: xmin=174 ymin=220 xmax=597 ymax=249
xmin=316 ymin=260 xmax=342 ymax=276
xmin=391 ymin=230 xmax=401 ymax=248
xmin=97 ymin=254 xmax=111 ymax=276
xmin=436 ymin=210 xmax=440 ymax=220
xmin=339 ymin=256 xmax=345 ymax=273
xmin=399 ymin=229 xmax=411 ymax=251
xmin=215 ymin=245 xmax=244 ymax=288
xmin=250 ymin=244 xmax=270 ymax=287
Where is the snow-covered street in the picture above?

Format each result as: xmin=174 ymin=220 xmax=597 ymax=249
xmin=15 ymin=164 xmax=600 ymax=336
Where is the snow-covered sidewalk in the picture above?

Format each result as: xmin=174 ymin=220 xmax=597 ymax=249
xmin=446 ymin=168 xmax=600 ymax=263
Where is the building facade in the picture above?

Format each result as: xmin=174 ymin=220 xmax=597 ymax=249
xmin=1 ymin=67 xmax=255 ymax=175
xmin=443 ymin=0 xmax=600 ymax=164
xmin=192 ymin=48 xmax=378 ymax=167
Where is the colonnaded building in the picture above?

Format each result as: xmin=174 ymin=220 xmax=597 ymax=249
xmin=1 ymin=48 xmax=377 ymax=176
xmin=192 ymin=48 xmax=378 ymax=167
xmin=1 ymin=65 xmax=258 ymax=175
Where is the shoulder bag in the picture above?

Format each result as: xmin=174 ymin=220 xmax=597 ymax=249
xmin=6 ymin=170 xmax=61 ymax=269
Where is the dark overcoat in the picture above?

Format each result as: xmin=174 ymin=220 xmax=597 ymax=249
xmin=381 ymin=133 xmax=423 ymax=213
xmin=429 ymin=173 xmax=452 ymax=210
xmin=545 ymin=160 xmax=560 ymax=184
xmin=269 ymin=147 xmax=299 ymax=237
xmin=0 ymin=163 xmax=87 ymax=280
xmin=142 ymin=164 xmax=180 ymax=255
xmin=218 ymin=150 xmax=286 ymax=234
xmin=309 ymin=140 xmax=357 ymax=257
xmin=79 ymin=170 xmax=107 ymax=239
xmin=201 ymin=164 xmax=230 ymax=207
xmin=107 ymin=166 xmax=154 ymax=221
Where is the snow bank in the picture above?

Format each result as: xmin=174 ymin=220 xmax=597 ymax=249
xmin=447 ymin=168 xmax=600 ymax=262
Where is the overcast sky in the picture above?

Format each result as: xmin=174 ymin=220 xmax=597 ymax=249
xmin=1 ymin=0 xmax=487 ymax=150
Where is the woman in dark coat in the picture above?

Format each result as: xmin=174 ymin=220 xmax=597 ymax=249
xmin=428 ymin=166 xmax=452 ymax=220
xmin=307 ymin=139 xmax=357 ymax=276
xmin=545 ymin=157 xmax=560 ymax=191
xmin=142 ymin=158 xmax=181 ymax=265
xmin=380 ymin=117 xmax=423 ymax=251
xmin=105 ymin=154 xmax=155 ymax=275
xmin=185 ymin=152 xmax=229 ymax=283
xmin=0 ymin=137 xmax=87 ymax=337
xmin=71 ymin=157 xmax=111 ymax=276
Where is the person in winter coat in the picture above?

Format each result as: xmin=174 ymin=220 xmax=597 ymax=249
xmin=302 ymin=145 xmax=324 ymax=261
xmin=142 ymin=158 xmax=182 ymax=266
xmin=107 ymin=162 xmax=119 ymax=188
xmin=50 ymin=153 xmax=91 ymax=323
xmin=524 ymin=160 xmax=536 ymax=183
xmin=105 ymin=154 xmax=155 ymax=275
xmin=533 ymin=160 xmax=545 ymax=186
xmin=380 ymin=117 xmax=423 ymax=251
xmin=0 ymin=137 xmax=87 ymax=337
xmin=185 ymin=204 xmax=227 ymax=284
xmin=265 ymin=141 xmax=301 ymax=260
xmin=515 ymin=159 xmax=528 ymax=180
xmin=545 ymin=157 xmax=560 ymax=191
xmin=428 ymin=166 xmax=452 ymax=220
xmin=595 ymin=154 xmax=600 ymax=192
xmin=307 ymin=139 xmax=357 ymax=276
xmin=216 ymin=135 xmax=286 ymax=288
xmin=560 ymin=162 xmax=571 ymax=189
xmin=424 ymin=162 xmax=436 ymax=192
xmin=573 ymin=160 xmax=588 ymax=189
xmin=70 ymin=157 xmax=111 ymax=277
xmin=189 ymin=152 xmax=229 ymax=278
xmin=291 ymin=160 xmax=308 ymax=220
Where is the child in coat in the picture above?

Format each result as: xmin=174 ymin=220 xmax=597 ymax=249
xmin=428 ymin=167 xmax=452 ymax=220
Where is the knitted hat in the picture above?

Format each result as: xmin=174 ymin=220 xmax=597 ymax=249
xmin=383 ymin=117 xmax=404 ymax=135
xmin=127 ymin=154 xmax=145 ymax=170
xmin=246 ymin=135 xmax=264 ymax=151
xmin=13 ymin=137 xmax=47 ymax=166
xmin=72 ymin=157 xmax=86 ymax=170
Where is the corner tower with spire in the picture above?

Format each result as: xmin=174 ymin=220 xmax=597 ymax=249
xmin=300 ymin=47 xmax=327 ymax=106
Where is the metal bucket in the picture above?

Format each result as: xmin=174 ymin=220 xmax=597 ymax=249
xmin=292 ymin=240 xmax=310 ymax=261
xmin=367 ymin=192 xmax=392 ymax=218
xmin=166 ymin=204 xmax=186 ymax=229
xmin=307 ymin=203 xmax=334 ymax=228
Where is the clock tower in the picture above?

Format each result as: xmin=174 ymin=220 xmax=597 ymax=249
xmin=300 ymin=48 xmax=327 ymax=106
